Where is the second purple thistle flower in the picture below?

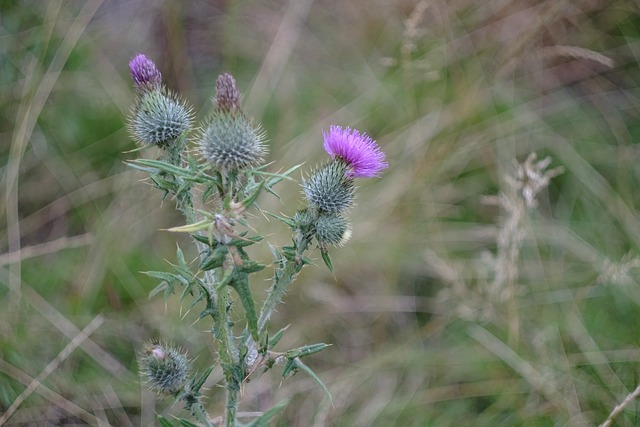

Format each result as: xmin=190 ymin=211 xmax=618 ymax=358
xmin=129 ymin=53 xmax=162 ymax=90
xmin=322 ymin=126 xmax=388 ymax=178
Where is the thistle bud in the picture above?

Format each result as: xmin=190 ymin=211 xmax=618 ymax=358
xmin=303 ymin=161 xmax=355 ymax=214
xmin=215 ymin=73 xmax=241 ymax=114
xmin=140 ymin=342 xmax=190 ymax=395
xmin=199 ymin=73 xmax=266 ymax=170
xmin=315 ymin=213 xmax=351 ymax=247
xmin=129 ymin=89 xmax=193 ymax=147
xmin=129 ymin=53 xmax=162 ymax=92
xmin=293 ymin=208 xmax=317 ymax=229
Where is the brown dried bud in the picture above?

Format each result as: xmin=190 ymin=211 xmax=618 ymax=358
xmin=215 ymin=72 xmax=241 ymax=114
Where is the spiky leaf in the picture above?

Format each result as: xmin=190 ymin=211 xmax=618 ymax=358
xmin=229 ymin=273 xmax=259 ymax=341
xmin=190 ymin=365 xmax=214 ymax=394
xmin=158 ymin=416 xmax=178 ymax=427
xmin=320 ymin=248 xmax=333 ymax=272
xmin=245 ymin=400 xmax=289 ymax=427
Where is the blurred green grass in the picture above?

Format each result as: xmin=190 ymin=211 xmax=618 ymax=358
xmin=2 ymin=0 xmax=640 ymax=425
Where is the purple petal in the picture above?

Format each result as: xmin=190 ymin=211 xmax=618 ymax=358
xmin=323 ymin=126 xmax=388 ymax=178
xmin=129 ymin=53 xmax=162 ymax=89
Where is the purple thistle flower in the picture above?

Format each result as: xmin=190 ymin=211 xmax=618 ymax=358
xmin=129 ymin=53 xmax=162 ymax=90
xmin=322 ymin=126 xmax=388 ymax=178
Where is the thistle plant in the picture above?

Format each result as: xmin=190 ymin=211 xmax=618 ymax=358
xmin=126 ymin=54 xmax=387 ymax=426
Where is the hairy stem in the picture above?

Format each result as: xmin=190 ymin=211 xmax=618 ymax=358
xmin=166 ymin=144 xmax=243 ymax=424
xmin=190 ymin=401 xmax=216 ymax=427
xmin=224 ymin=379 xmax=240 ymax=427
xmin=258 ymin=231 xmax=310 ymax=334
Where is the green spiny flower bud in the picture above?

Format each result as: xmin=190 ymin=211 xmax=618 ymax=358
xmin=129 ymin=89 xmax=193 ymax=147
xmin=315 ymin=213 xmax=351 ymax=247
xmin=140 ymin=342 xmax=190 ymax=395
xmin=199 ymin=111 xmax=266 ymax=171
xmin=199 ymin=73 xmax=266 ymax=171
xmin=293 ymin=208 xmax=317 ymax=229
xmin=303 ymin=160 xmax=355 ymax=214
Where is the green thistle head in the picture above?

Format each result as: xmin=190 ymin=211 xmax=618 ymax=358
xmin=199 ymin=73 xmax=266 ymax=171
xmin=303 ymin=160 xmax=355 ymax=214
xmin=315 ymin=213 xmax=351 ymax=247
xmin=140 ymin=342 xmax=190 ymax=395
xmin=129 ymin=89 xmax=193 ymax=147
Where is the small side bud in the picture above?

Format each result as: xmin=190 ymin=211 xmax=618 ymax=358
xmin=140 ymin=342 xmax=190 ymax=395
xmin=293 ymin=208 xmax=317 ymax=229
xmin=315 ymin=214 xmax=351 ymax=247
xmin=303 ymin=161 xmax=355 ymax=214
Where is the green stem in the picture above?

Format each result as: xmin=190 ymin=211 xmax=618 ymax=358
xmin=224 ymin=382 xmax=239 ymax=427
xmin=190 ymin=401 xmax=216 ymax=427
xmin=165 ymin=145 xmax=241 ymax=425
xmin=257 ymin=231 xmax=310 ymax=334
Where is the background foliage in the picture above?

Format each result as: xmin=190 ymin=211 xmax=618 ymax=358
xmin=2 ymin=0 xmax=640 ymax=425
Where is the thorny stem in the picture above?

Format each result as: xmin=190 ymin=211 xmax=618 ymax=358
xmin=216 ymin=280 xmax=240 ymax=427
xmin=234 ymin=227 xmax=311 ymax=403
xmin=190 ymin=401 xmax=216 ymax=427
xmin=165 ymin=142 xmax=242 ymax=425
xmin=224 ymin=380 xmax=239 ymax=427
xmin=258 ymin=230 xmax=311 ymax=333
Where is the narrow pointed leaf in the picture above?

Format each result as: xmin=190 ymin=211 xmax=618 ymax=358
xmin=167 ymin=219 xmax=212 ymax=233
xmin=191 ymin=233 xmax=217 ymax=247
xmin=142 ymin=270 xmax=178 ymax=282
xmin=148 ymin=175 xmax=175 ymax=195
xmin=238 ymin=260 xmax=266 ymax=274
xmin=245 ymin=399 xmax=289 ymax=427
xmin=179 ymin=279 xmax=195 ymax=303
xmin=263 ymin=185 xmax=282 ymax=199
xmin=281 ymin=358 xmax=297 ymax=378
xmin=285 ymin=343 xmax=331 ymax=359
xmin=320 ymin=249 xmax=333 ymax=272
xmin=188 ymin=290 xmax=204 ymax=309
xmin=201 ymin=184 xmax=215 ymax=203
xmin=292 ymin=358 xmax=332 ymax=401
xmin=177 ymin=418 xmax=200 ymax=427
xmin=199 ymin=246 xmax=228 ymax=271
xmin=264 ymin=211 xmax=296 ymax=228
xmin=149 ymin=281 xmax=171 ymax=298
xmin=191 ymin=365 xmax=214 ymax=394
xmin=128 ymin=159 xmax=195 ymax=178
xmin=229 ymin=235 xmax=263 ymax=248
xmin=242 ymin=181 xmax=265 ymax=209
xmin=267 ymin=325 xmax=290 ymax=349
xmin=175 ymin=245 xmax=187 ymax=268
xmin=175 ymin=180 xmax=192 ymax=197
xmin=126 ymin=162 xmax=158 ymax=174
xmin=254 ymin=163 xmax=303 ymax=186
xmin=131 ymin=159 xmax=196 ymax=180
xmin=158 ymin=416 xmax=178 ymax=427
xmin=216 ymin=268 xmax=235 ymax=290
xmin=230 ymin=274 xmax=259 ymax=341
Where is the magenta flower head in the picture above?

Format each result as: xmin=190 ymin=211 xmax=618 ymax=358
xmin=129 ymin=53 xmax=162 ymax=90
xmin=323 ymin=126 xmax=388 ymax=178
